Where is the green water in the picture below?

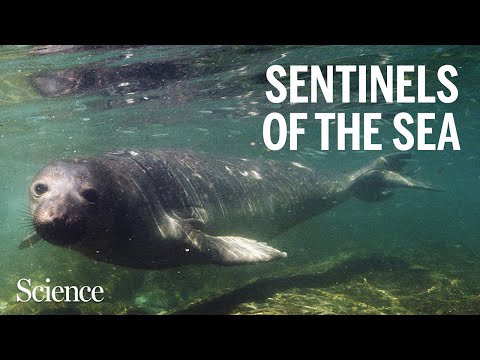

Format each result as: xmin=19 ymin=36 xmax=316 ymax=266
xmin=0 ymin=45 xmax=479 ymax=314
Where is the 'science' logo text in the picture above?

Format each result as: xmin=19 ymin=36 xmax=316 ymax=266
xmin=16 ymin=278 xmax=104 ymax=303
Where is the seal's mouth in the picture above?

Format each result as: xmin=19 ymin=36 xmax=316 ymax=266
xmin=35 ymin=218 xmax=86 ymax=246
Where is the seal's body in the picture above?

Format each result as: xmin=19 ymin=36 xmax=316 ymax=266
xmin=25 ymin=150 xmax=442 ymax=269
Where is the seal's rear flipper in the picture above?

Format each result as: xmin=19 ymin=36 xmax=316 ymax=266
xmin=351 ymin=153 xmax=445 ymax=202
xmin=19 ymin=232 xmax=43 ymax=250
xmin=187 ymin=230 xmax=287 ymax=265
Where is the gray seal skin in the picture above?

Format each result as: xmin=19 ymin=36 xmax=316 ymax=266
xmin=23 ymin=150 xmax=443 ymax=269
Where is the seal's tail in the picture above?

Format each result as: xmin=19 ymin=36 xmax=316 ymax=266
xmin=350 ymin=153 xmax=444 ymax=202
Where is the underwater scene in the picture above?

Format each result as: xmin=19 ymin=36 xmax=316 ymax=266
xmin=0 ymin=45 xmax=478 ymax=315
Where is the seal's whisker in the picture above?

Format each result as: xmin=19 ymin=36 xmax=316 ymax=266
xmin=18 ymin=215 xmax=34 ymax=221
xmin=17 ymin=206 xmax=34 ymax=217
xmin=18 ymin=220 xmax=34 ymax=225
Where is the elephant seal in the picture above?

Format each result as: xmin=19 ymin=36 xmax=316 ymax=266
xmin=30 ymin=61 xmax=190 ymax=98
xmin=22 ymin=150 xmax=443 ymax=269
xmin=29 ymin=45 xmax=143 ymax=56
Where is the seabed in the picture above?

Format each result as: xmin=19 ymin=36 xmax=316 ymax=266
xmin=3 ymin=238 xmax=478 ymax=315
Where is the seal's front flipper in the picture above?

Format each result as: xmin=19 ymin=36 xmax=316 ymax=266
xmin=19 ymin=232 xmax=42 ymax=250
xmin=351 ymin=153 xmax=445 ymax=202
xmin=187 ymin=230 xmax=287 ymax=265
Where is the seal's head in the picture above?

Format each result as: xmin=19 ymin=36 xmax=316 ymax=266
xmin=31 ymin=69 xmax=85 ymax=97
xmin=29 ymin=158 xmax=102 ymax=246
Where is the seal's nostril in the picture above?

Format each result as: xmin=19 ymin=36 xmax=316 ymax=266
xmin=81 ymin=188 xmax=99 ymax=204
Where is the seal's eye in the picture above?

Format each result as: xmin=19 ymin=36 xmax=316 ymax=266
xmin=33 ymin=183 xmax=48 ymax=196
xmin=81 ymin=188 xmax=99 ymax=204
